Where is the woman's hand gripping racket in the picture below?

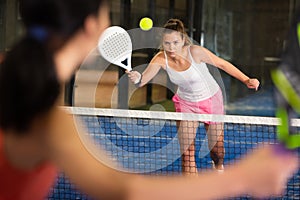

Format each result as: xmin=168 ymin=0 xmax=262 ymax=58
xmin=271 ymin=68 xmax=300 ymax=152
xmin=98 ymin=26 xmax=132 ymax=72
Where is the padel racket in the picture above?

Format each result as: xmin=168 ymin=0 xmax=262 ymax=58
xmin=271 ymin=18 xmax=300 ymax=151
xmin=271 ymin=68 xmax=300 ymax=150
xmin=98 ymin=26 xmax=132 ymax=71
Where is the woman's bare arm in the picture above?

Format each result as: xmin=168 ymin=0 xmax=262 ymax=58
xmin=129 ymin=146 xmax=298 ymax=200
xmin=191 ymin=45 xmax=260 ymax=90
xmin=46 ymin=108 xmax=131 ymax=200
xmin=45 ymin=107 xmax=298 ymax=200
xmin=127 ymin=52 xmax=164 ymax=87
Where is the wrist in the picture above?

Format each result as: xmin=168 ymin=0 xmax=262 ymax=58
xmin=243 ymin=78 xmax=250 ymax=85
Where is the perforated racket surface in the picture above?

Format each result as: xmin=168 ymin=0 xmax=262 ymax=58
xmin=98 ymin=26 xmax=132 ymax=71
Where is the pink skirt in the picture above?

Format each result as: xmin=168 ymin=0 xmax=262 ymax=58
xmin=172 ymin=89 xmax=224 ymax=124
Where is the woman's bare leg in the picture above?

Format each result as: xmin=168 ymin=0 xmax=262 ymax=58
xmin=206 ymin=123 xmax=225 ymax=170
xmin=177 ymin=120 xmax=199 ymax=175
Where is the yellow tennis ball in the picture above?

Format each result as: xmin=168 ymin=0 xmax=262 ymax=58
xmin=139 ymin=17 xmax=153 ymax=31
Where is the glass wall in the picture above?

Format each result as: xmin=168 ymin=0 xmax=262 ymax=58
xmin=0 ymin=0 xmax=23 ymax=51
xmin=0 ymin=0 xmax=5 ymax=51
xmin=202 ymin=0 xmax=300 ymax=103
xmin=0 ymin=0 xmax=299 ymax=113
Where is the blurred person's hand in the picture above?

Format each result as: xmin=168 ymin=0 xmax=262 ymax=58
xmin=234 ymin=145 xmax=298 ymax=198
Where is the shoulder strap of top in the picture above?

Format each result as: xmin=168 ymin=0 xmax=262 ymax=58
xmin=187 ymin=46 xmax=196 ymax=64
xmin=163 ymin=50 xmax=169 ymax=68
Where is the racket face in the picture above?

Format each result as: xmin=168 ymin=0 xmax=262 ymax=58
xmin=276 ymin=108 xmax=300 ymax=149
xmin=272 ymin=69 xmax=300 ymax=149
xmin=98 ymin=26 xmax=132 ymax=71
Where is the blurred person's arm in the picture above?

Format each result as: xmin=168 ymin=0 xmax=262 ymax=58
xmin=46 ymin=107 xmax=298 ymax=200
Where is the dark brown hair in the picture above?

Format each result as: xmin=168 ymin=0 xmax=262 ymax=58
xmin=162 ymin=18 xmax=192 ymax=46
xmin=0 ymin=0 xmax=107 ymax=133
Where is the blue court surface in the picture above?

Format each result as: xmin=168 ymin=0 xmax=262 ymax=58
xmin=48 ymin=87 xmax=299 ymax=200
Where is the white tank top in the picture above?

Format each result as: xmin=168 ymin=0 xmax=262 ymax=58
xmin=164 ymin=46 xmax=220 ymax=102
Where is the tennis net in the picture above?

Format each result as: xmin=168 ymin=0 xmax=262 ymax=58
xmin=48 ymin=106 xmax=300 ymax=200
